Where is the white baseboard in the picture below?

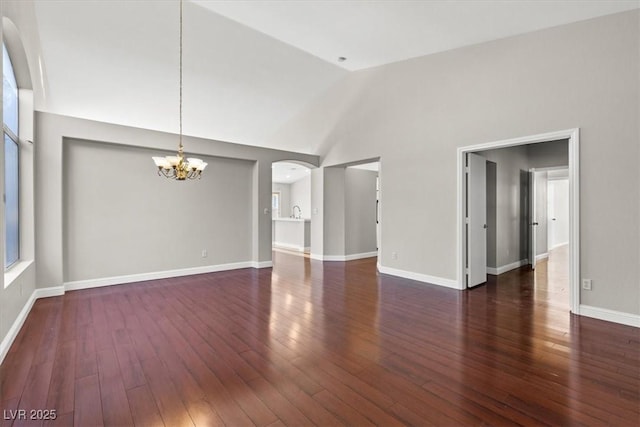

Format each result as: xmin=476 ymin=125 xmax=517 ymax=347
xmin=34 ymin=286 xmax=65 ymax=299
xmin=64 ymin=261 xmax=255 ymax=291
xmin=0 ymin=291 xmax=36 ymax=365
xmin=344 ymin=251 xmax=378 ymax=261
xmin=377 ymin=264 xmax=460 ymax=290
xmin=536 ymin=253 xmax=549 ymax=262
xmin=579 ymin=305 xmax=640 ymax=327
xmin=273 ymin=242 xmax=306 ymax=252
xmin=487 ymin=259 xmax=528 ymax=276
xmin=252 ymin=261 xmax=273 ymax=269
xmin=311 ymin=251 xmax=378 ymax=262
xmin=322 ymin=255 xmax=345 ymax=261
xmin=0 ymin=285 xmax=65 ymax=364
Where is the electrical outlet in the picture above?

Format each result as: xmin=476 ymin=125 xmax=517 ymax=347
xmin=201 ymin=249 xmax=208 ymax=258
xmin=582 ymin=279 xmax=592 ymax=290
xmin=392 ymin=251 xmax=398 ymax=260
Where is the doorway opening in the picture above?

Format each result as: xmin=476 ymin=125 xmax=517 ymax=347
xmin=458 ymin=129 xmax=580 ymax=314
xmin=348 ymin=161 xmax=381 ymax=259
xmin=271 ymin=161 xmax=312 ymax=257
xmin=312 ymin=159 xmax=380 ymax=262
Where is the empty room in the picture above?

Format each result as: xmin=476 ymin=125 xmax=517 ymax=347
xmin=1 ymin=1 xmax=638 ymax=426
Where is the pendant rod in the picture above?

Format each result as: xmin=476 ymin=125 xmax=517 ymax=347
xmin=179 ymin=0 xmax=183 ymax=152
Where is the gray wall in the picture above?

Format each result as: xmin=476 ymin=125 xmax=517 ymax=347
xmin=313 ymin=167 xmax=378 ymax=258
xmin=36 ymin=112 xmax=318 ymax=290
xmin=527 ymin=139 xmax=569 ymax=169
xmin=64 ymin=139 xmax=253 ymax=282
xmin=272 ymin=182 xmax=291 ymax=218
xmin=273 ymin=11 xmax=640 ymax=315
xmin=478 ymin=146 xmax=530 ymax=268
xmin=345 ymin=168 xmax=378 ymax=255
xmin=0 ymin=1 xmax=39 ymax=357
xmin=310 ymin=168 xmax=324 ymax=257
xmin=481 ymin=144 xmax=562 ymax=269
xmin=290 ymin=175 xmax=311 ymax=219
xmin=322 ymin=167 xmax=346 ymax=256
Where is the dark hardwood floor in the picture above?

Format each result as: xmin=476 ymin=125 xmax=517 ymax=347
xmin=1 ymin=249 xmax=638 ymax=426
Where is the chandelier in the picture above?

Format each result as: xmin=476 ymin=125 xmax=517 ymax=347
xmin=152 ymin=0 xmax=207 ymax=180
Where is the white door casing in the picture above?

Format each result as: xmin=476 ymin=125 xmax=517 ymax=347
xmin=457 ymin=128 xmax=579 ymax=314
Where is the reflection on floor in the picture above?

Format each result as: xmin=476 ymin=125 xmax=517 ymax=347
xmin=272 ymin=247 xmax=310 ymax=258
xmin=534 ymin=244 xmax=570 ymax=309
xmin=487 ymin=244 xmax=569 ymax=311
xmin=0 ymin=246 xmax=637 ymax=426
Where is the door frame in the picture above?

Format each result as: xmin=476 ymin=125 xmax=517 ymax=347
xmin=457 ymin=128 xmax=580 ymax=314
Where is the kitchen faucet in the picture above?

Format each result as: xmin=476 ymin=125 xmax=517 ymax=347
xmin=292 ymin=205 xmax=301 ymax=219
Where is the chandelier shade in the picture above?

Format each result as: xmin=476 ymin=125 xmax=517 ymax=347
xmin=152 ymin=0 xmax=206 ymax=181
xmin=152 ymin=153 xmax=207 ymax=181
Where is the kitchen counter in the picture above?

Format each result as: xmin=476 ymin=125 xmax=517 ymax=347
xmin=272 ymin=218 xmax=310 ymax=252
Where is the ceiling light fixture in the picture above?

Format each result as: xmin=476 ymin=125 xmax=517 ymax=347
xmin=152 ymin=0 xmax=207 ymax=180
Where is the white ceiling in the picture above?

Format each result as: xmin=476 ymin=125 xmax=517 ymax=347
xmin=33 ymin=0 xmax=346 ymax=152
xmin=272 ymin=161 xmax=311 ymax=184
xmin=32 ymin=1 xmax=638 ymax=154
xmin=349 ymin=162 xmax=379 ymax=172
xmin=195 ymin=0 xmax=639 ymax=71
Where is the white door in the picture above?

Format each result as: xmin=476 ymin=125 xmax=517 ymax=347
xmin=529 ymin=171 xmax=538 ymax=269
xmin=548 ymin=178 xmax=569 ymax=249
xmin=467 ymin=153 xmax=487 ymax=287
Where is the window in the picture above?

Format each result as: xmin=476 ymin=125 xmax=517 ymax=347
xmin=272 ymin=192 xmax=280 ymax=218
xmin=3 ymin=43 xmax=19 ymax=268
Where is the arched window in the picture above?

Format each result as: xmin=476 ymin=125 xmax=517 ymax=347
xmin=3 ymin=43 xmax=19 ymax=268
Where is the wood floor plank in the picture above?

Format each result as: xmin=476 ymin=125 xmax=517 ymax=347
xmin=14 ymin=360 xmax=55 ymax=427
xmin=239 ymin=350 xmax=344 ymax=426
xmin=73 ymin=375 xmax=103 ymax=427
xmin=312 ymin=389 xmax=376 ymax=427
xmin=45 ymin=341 xmax=76 ymax=415
xmin=247 ymin=376 xmax=313 ymax=426
xmin=126 ymin=385 xmax=165 ymax=427
xmin=113 ymin=342 xmax=146 ymax=391
xmin=140 ymin=357 xmax=195 ymax=427
xmin=43 ymin=411 xmax=73 ymax=427
xmin=0 ymin=398 xmax=20 ymax=427
xmin=96 ymin=348 xmax=134 ymax=426
xmin=0 ymin=248 xmax=637 ymax=426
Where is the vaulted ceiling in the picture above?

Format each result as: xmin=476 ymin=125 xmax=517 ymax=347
xmin=32 ymin=0 xmax=638 ymax=154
